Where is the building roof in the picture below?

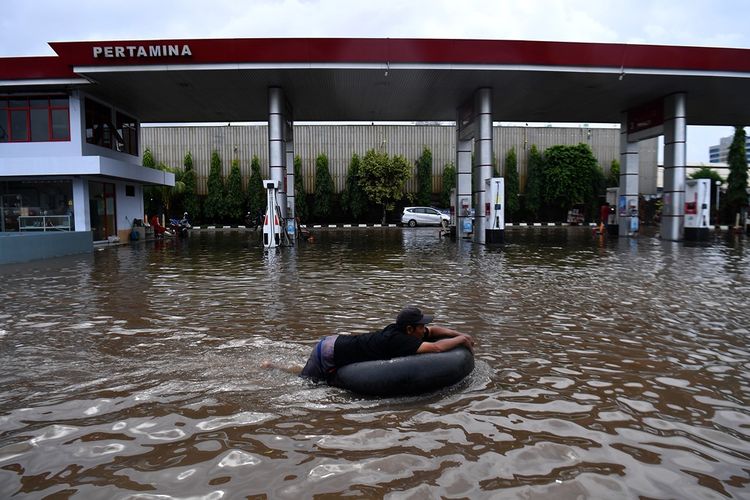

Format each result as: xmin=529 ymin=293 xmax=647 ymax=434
xmin=1 ymin=38 xmax=749 ymax=125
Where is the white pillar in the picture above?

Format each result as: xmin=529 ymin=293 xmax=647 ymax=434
xmin=72 ymin=176 xmax=90 ymax=232
xmin=268 ymin=87 xmax=287 ymax=218
xmin=285 ymin=123 xmax=295 ymax=221
xmin=473 ymin=88 xmax=493 ymax=245
xmin=619 ymin=114 xmax=640 ymax=237
xmin=661 ymin=93 xmax=687 ymax=241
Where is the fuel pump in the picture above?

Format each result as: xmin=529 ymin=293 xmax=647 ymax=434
xmin=262 ymin=179 xmax=282 ymax=249
xmin=684 ymin=178 xmax=711 ymax=241
xmin=606 ymin=187 xmax=619 ymax=236
xmin=449 ymin=188 xmax=456 ymax=227
xmin=460 ymin=196 xmax=472 ymax=237
xmin=485 ymin=177 xmax=504 ymax=244
xmin=448 ymin=188 xmax=457 ymax=240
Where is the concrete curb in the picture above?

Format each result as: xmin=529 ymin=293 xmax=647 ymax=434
xmin=190 ymin=222 xmax=600 ymax=230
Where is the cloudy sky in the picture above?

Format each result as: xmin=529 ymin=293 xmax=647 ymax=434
xmin=2 ymin=0 xmax=748 ymax=162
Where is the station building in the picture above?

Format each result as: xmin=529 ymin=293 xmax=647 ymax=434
xmin=0 ymin=85 xmax=173 ymax=263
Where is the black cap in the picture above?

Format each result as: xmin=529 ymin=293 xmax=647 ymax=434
xmin=396 ymin=306 xmax=434 ymax=326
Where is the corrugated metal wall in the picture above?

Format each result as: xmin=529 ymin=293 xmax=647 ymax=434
xmin=141 ymin=124 xmax=657 ymax=195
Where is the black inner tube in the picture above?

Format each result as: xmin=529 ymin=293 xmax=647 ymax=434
xmin=331 ymin=347 xmax=474 ymax=396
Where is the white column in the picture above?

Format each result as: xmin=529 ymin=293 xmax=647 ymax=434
xmin=473 ymin=88 xmax=493 ymax=245
xmin=268 ymin=87 xmax=287 ymax=218
xmin=285 ymin=122 xmax=295 ymax=220
xmin=619 ymin=114 xmax=640 ymax=237
xmin=661 ymin=93 xmax=687 ymax=241
xmin=72 ymin=176 xmax=90 ymax=232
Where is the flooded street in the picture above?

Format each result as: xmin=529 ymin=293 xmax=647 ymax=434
xmin=1 ymin=227 xmax=749 ymax=499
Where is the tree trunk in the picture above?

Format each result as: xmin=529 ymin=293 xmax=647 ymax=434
xmin=381 ymin=205 xmax=387 ymax=225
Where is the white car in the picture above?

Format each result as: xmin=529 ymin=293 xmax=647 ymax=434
xmin=401 ymin=207 xmax=450 ymax=227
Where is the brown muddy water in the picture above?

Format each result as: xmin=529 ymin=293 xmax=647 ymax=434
xmin=0 ymin=227 xmax=749 ymax=499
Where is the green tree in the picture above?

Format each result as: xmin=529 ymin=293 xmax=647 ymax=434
xmin=313 ymin=153 xmax=335 ymax=221
xmin=503 ymin=148 xmax=520 ymax=220
xmin=441 ymin=162 xmax=456 ymax=208
xmin=607 ymin=159 xmax=620 ymax=187
xmin=542 ymin=143 xmax=601 ymax=219
xmin=360 ymin=149 xmax=411 ymax=225
xmin=142 ymin=148 xmax=155 ymax=167
xmin=689 ymin=166 xmax=723 ymax=184
xmin=181 ymin=152 xmax=200 ymax=221
xmin=145 ymin=162 xmax=185 ymax=217
xmin=293 ymin=154 xmax=309 ymax=222
xmin=247 ymin=155 xmax=265 ymax=221
xmin=726 ymin=126 xmax=749 ymax=221
xmin=142 ymin=149 xmax=185 ymax=217
xmin=204 ymin=150 xmax=225 ymax=222
xmin=225 ymin=159 xmax=245 ymax=222
xmin=142 ymin=148 xmax=158 ymax=214
xmin=415 ymin=146 xmax=433 ymax=206
xmin=525 ymin=145 xmax=544 ymax=220
xmin=341 ymin=153 xmax=367 ymax=221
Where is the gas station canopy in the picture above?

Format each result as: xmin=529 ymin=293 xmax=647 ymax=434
xmin=1 ymin=37 xmax=749 ymax=125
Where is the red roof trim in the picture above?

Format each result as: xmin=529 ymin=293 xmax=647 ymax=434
xmin=0 ymin=56 xmax=77 ymax=80
xmin=2 ymin=38 xmax=749 ymax=81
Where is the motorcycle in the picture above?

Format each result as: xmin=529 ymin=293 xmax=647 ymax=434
xmin=169 ymin=212 xmax=191 ymax=238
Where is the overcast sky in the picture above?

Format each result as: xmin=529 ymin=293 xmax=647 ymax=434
xmin=2 ymin=0 xmax=748 ymax=162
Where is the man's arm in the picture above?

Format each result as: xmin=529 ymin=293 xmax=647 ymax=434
xmin=426 ymin=325 xmax=475 ymax=344
xmin=417 ymin=335 xmax=474 ymax=354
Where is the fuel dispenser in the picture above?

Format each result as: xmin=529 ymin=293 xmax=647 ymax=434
xmin=684 ymin=178 xmax=711 ymax=241
xmin=606 ymin=187 xmax=619 ymax=236
xmin=485 ymin=177 xmax=504 ymax=244
xmin=262 ymin=179 xmax=282 ymax=249
xmin=448 ymin=188 xmax=457 ymax=239
xmin=460 ymin=196 xmax=472 ymax=237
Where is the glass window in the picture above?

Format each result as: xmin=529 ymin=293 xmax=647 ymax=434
xmin=86 ymin=98 xmax=114 ymax=149
xmin=51 ymin=109 xmax=69 ymax=140
xmin=10 ymin=110 xmax=28 ymax=141
xmin=30 ymin=98 xmax=48 ymax=109
xmin=0 ymin=179 xmax=74 ymax=233
xmin=116 ymin=111 xmax=138 ymax=156
xmin=0 ymin=95 xmax=69 ymax=143
xmin=30 ymin=108 xmax=50 ymax=141
xmin=0 ymin=110 xmax=8 ymax=143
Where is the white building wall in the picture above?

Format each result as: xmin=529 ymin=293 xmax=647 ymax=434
xmin=115 ymin=181 xmax=144 ymax=240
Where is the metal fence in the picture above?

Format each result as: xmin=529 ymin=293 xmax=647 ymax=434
xmin=141 ymin=124 xmax=658 ymax=195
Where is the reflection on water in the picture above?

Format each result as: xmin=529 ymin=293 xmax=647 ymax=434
xmin=1 ymin=227 xmax=749 ymax=498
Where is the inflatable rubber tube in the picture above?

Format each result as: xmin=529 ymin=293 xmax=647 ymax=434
xmin=331 ymin=347 xmax=474 ymax=396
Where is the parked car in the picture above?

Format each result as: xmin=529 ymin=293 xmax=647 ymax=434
xmin=401 ymin=207 xmax=450 ymax=227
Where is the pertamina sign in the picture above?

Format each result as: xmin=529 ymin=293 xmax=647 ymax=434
xmin=92 ymin=44 xmax=193 ymax=59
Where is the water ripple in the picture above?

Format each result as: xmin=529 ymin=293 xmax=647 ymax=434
xmin=0 ymin=228 xmax=749 ymax=498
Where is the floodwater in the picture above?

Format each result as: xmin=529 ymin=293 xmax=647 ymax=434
xmin=1 ymin=227 xmax=749 ymax=499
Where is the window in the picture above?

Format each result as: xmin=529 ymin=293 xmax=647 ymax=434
xmin=0 ymin=96 xmax=70 ymax=143
xmin=85 ymin=98 xmax=139 ymax=156
xmin=0 ymin=179 xmax=74 ymax=232
xmin=116 ymin=111 xmax=138 ymax=155
xmin=85 ymin=98 xmax=115 ymax=149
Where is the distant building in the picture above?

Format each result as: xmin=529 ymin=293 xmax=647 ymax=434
xmin=709 ymin=134 xmax=750 ymax=163
xmin=141 ymin=124 xmax=659 ymax=196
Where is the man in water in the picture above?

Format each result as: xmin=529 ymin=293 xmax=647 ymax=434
xmin=265 ymin=305 xmax=474 ymax=383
